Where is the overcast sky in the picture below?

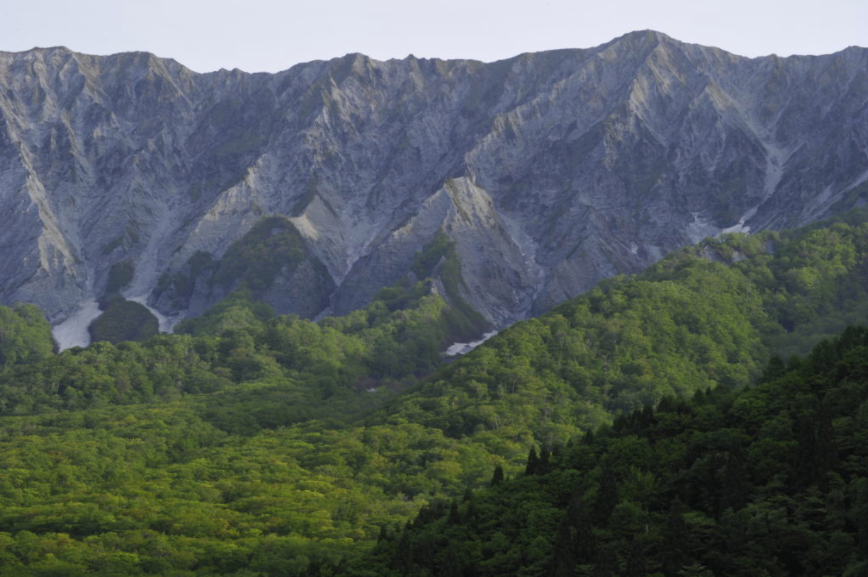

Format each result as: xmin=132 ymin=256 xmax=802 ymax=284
xmin=2 ymin=0 xmax=867 ymax=73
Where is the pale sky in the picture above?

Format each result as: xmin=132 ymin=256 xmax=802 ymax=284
xmin=2 ymin=0 xmax=867 ymax=73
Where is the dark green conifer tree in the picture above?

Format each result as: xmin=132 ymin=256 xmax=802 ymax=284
xmin=377 ymin=524 xmax=390 ymax=543
xmin=447 ymin=500 xmax=461 ymax=525
xmin=593 ymin=465 xmax=618 ymax=526
xmin=591 ymin=545 xmax=618 ymax=577
xmin=761 ymin=355 xmax=787 ymax=382
xmin=440 ymin=544 xmax=463 ymax=577
xmin=538 ymin=447 xmax=550 ymax=476
xmin=662 ymin=499 xmax=688 ymax=576
xmin=573 ymin=498 xmax=597 ymax=564
xmin=550 ymin=518 xmax=576 ymax=577
xmin=491 ymin=465 xmax=504 ymax=486
xmin=721 ymin=444 xmax=749 ymax=512
xmin=526 ymin=447 xmax=539 ymax=475
xmin=624 ymin=538 xmax=646 ymax=577
xmin=392 ymin=525 xmax=413 ymax=576
xmin=795 ymin=415 xmax=818 ymax=489
xmin=815 ymin=403 xmax=839 ymax=490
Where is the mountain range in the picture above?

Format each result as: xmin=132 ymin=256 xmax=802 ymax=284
xmin=1 ymin=30 xmax=867 ymax=344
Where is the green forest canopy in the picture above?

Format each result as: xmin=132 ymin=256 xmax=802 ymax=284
xmin=0 ymin=209 xmax=867 ymax=575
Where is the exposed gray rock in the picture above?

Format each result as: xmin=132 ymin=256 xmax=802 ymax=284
xmin=1 ymin=32 xmax=867 ymax=330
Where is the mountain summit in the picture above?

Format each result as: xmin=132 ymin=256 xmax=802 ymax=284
xmin=1 ymin=33 xmax=867 ymax=336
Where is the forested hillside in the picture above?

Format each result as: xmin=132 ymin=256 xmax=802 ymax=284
xmin=362 ymin=326 xmax=868 ymax=577
xmin=0 ymin=211 xmax=867 ymax=575
xmin=373 ymin=210 xmax=868 ymax=444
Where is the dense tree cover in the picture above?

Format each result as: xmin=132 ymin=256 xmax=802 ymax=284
xmin=0 ymin=279 xmax=504 ymax=575
xmin=1 ymin=210 xmax=868 ymax=574
xmin=0 ymin=304 xmax=54 ymax=366
xmin=175 ymin=290 xmax=276 ymax=337
xmin=373 ymin=212 xmax=868 ymax=447
xmin=0 ymin=403 xmax=507 ymax=576
xmin=0 ymin=275 xmax=483 ymax=418
xmin=89 ymin=299 xmax=160 ymax=344
xmin=0 ymin=277 xmax=507 ymax=574
xmin=362 ymin=326 xmax=868 ymax=577
xmin=0 ymin=336 xmax=230 ymax=416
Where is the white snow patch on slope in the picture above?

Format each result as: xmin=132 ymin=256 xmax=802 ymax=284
xmin=445 ymin=331 xmax=498 ymax=357
xmin=718 ymin=104 xmax=797 ymax=235
xmin=126 ymin=295 xmax=181 ymax=334
xmin=52 ymin=299 xmax=102 ymax=351
xmin=722 ymin=142 xmax=789 ymax=235
xmin=121 ymin=204 xmax=182 ymax=334
xmin=686 ymin=212 xmax=719 ymax=243
xmin=721 ymin=206 xmax=758 ymax=234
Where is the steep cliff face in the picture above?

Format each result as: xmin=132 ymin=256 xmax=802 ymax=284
xmin=1 ymin=31 xmax=867 ymax=333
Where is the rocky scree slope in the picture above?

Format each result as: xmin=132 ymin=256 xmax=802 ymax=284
xmin=1 ymin=30 xmax=868 ymax=333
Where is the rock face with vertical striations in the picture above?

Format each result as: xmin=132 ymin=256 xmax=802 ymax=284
xmin=1 ymin=31 xmax=868 ymax=332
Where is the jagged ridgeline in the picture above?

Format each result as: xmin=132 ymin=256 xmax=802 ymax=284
xmin=2 ymin=32 xmax=868 ymax=332
xmin=1 ymin=212 xmax=868 ymax=575
xmin=361 ymin=327 xmax=868 ymax=577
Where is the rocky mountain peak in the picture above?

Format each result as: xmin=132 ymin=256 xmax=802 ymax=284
xmin=1 ymin=34 xmax=867 ymax=347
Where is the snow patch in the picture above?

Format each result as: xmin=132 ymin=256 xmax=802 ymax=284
xmin=686 ymin=212 xmax=720 ymax=243
xmin=126 ymin=295 xmax=181 ymax=334
xmin=119 ymin=204 xmax=183 ymax=334
xmin=721 ymin=141 xmax=790 ymax=234
xmin=52 ymin=299 xmax=102 ymax=351
xmin=445 ymin=331 xmax=498 ymax=357
xmin=721 ymin=205 xmax=758 ymax=234
xmin=719 ymin=108 xmax=798 ymax=236
xmin=720 ymin=142 xmax=792 ymax=235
